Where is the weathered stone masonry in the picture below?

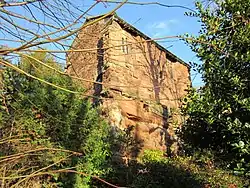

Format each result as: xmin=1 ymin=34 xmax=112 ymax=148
xmin=66 ymin=13 xmax=191 ymax=155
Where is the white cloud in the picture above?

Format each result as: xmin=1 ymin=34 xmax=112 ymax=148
xmin=153 ymin=22 xmax=168 ymax=29
xmin=147 ymin=19 xmax=179 ymax=37
xmin=151 ymin=20 xmax=178 ymax=29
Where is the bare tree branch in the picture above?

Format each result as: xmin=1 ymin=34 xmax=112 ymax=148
xmin=0 ymin=0 xmax=43 ymax=8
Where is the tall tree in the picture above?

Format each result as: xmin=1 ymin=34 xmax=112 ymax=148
xmin=182 ymin=0 xmax=250 ymax=176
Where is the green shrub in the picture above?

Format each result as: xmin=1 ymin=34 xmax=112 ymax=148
xmin=0 ymin=52 xmax=112 ymax=187
xmin=181 ymin=0 xmax=250 ymax=176
xmin=135 ymin=149 xmax=247 ymax=188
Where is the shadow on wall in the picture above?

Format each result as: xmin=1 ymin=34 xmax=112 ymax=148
xmin=146 ymin=41 xmax=165 ymax=102
xmin=93 ymin=37 xmax=104 ymax=105
xmin=135 ymin=40 xmax=181 ymax=106
xmin=134 ymin=39 xmax=182 ymax=156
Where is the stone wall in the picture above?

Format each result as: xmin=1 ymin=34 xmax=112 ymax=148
xmin=66 ymin=16 xmax=191 ymax=156
xmin=66 ymin=18 xmax=109 ymax=94
xmin=102 ymin=19 xmax=190 ymax=154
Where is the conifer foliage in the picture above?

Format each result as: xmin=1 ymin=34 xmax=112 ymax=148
xmin=0 ymin=52 xmax=111 ymax=187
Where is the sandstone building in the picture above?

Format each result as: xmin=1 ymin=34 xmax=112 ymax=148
xmin=66 ymin=13 xmax=191 ymax=155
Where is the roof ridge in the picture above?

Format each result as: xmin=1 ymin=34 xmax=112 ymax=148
xmin=86 ymin=12 xmax=116 ymax=21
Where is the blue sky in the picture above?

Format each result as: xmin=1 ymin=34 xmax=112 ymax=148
xmin=81 ymin=0 xmax=204 ymax=87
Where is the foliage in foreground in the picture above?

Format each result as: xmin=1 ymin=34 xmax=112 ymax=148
xmin=95 ymin=149 xmax=247 ymax=188
xmin=0 ymin=52 xmax=112 ymax=187
xmin=181 ymin=0 xmax=250 ymax=176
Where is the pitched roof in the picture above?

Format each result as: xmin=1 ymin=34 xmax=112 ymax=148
xmin=86 ymin=13 xmax=189 ymax=68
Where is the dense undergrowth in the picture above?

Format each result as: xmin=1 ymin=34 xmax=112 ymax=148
xmin=92 ymin=149 xmax=248 ymax=188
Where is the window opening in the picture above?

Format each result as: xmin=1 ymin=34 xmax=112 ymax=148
xmin=121 ymin=37 xmax=128 ymax=54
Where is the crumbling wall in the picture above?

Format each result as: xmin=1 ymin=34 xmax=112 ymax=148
xmin=66 ymin=17 xmax=190 ymax=155
xmin=101 ymin=20 xmax=190 ymax=155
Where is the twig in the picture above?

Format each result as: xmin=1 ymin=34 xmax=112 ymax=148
xmin=105 ymin=0 xmax=196 ymax=13
xmin=11 ymin=154 xmax=73 ymax=188
xmin=0 ymin=0 xmax=43 ymax=8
